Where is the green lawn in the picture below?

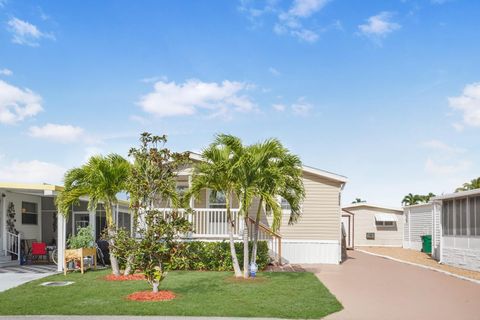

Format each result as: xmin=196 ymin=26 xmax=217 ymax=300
xmin=0 ymin=270 xmax=342 ymax=319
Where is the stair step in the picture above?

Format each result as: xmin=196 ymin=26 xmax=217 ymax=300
xmin=0 ymin=260 xmax=20 ymax=268
xmin=0 ymin=255 xmax=12 ymax=262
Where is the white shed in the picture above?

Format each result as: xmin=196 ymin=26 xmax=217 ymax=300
xmin=433 ymin=189 xmax=480 ymax=272
xmin=342 ymin=203 xmax=403 ymax=247
xmin=403 ymin=202 xmax=441 ymax=260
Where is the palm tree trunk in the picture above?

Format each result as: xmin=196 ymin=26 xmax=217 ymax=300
xmin=243 ymin=215 xmax=249 ymax=279
xmin=250 ymin=198 xmax=263 ymax=266
xmin=226 ymin=198 xmax=242 ymax=277
xmin=106 ymin=202 xmax=120 ymax=276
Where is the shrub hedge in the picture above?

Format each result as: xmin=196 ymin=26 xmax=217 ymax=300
xmin=167 ymin=241 xmax=270 ymax=271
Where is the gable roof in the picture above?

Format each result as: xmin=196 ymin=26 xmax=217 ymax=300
xmin=187 ymin=152 xmax=348 ymax=184
xmin=342 ymin=202 xmax=403 ymax=212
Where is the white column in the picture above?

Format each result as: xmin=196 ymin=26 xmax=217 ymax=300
xmin=188 ymin=175 xmax=194 ymax=209
xmin=2 ymin=192 xmax=7 ymax=252
xmin=89 ymin=209 xmax=96 ymax=240
xmin=57 ymin=212 xmax=66 ymax=272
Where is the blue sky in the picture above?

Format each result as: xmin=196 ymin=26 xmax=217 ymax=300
xmin=0 ymin=0 xmax=479 ymax=206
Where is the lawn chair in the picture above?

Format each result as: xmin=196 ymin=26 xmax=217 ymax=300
xmin=31 ymin=242 xmax=49 ymax=264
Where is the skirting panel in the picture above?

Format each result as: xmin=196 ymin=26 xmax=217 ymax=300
xmin=279 ymin=240 xmax=341 ymax=264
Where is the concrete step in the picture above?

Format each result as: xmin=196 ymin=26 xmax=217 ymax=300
xmin=0 ymin=255 xmax=12 ymax=262
xmin=0 ymin=259 xmax=20 ymax=268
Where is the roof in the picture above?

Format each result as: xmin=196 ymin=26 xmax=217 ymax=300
xmin=0 ymin=182 xmax=64 ymax=192
xmin=432 ymin=188 xmax=480 ymax=201
xmin=188 ymin=152 xmax=348 ymax=184
xmin=0 ymin=182 xmax=130 ymax=207
xmin=342 ymin=202 xmax=403 ymax=212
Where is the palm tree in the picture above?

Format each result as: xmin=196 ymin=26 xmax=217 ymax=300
xmin=352 ymin=198 xmax=366 ymax=204
xmin=401 ymin=193 xmax=422 ymax=206
xmin=56 ymin=154 xmax=130 ymax=276
xmin=456 ymin=177 xmax=480 ymax=192
xmin=185 ymin=137 xmax=243 ymax=277
xmin=249 ymin=139 xmax=305 ymax=267
xmin=421 ymin=192 xmax=436 ymax=203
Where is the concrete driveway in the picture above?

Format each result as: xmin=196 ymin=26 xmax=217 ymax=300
xmin=305 ymin=250 xmax=480 ymax=320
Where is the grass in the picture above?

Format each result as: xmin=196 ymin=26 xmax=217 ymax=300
xmin=0 ymin=270 xmax=342 ymax=319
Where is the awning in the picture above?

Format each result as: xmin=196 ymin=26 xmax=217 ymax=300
xmin=374 ymin=213 xmax=398 ymax=222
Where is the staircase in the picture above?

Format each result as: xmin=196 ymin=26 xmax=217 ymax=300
xmin=0 ymin=250 xmax=19 ymax=268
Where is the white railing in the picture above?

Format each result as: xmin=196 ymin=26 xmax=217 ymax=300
xmin=6 ymin=232 xmax=21 ymax=261
xmin=162 ymin=208 xmax=244 ymax=238
xmin=156 ymin=208 xmax=281 ymax=263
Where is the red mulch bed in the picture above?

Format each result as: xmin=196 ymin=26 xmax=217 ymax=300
xmin=104 ymin=274 xmax=145 ymax=281
xmin=127 ymin=290 xmax=176 ymax=301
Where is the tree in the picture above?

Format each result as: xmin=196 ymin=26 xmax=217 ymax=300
xmin=56 ymin=154 xmax=130 ymax=276
xmin=456 ymin=177 xmax=480 ymax=192
xmin=249 ymin=139 xmax=304 ymax=267
xmin=420 ymin=192 xmax=436 ymax=203
xmin=401 ymin=193 xmax=422 ymax=206
xmin=185 ymin=136 xmax=243 ymax=277
xmin=127 ymin=132 xmax=191 ymax=292
xmin=352 ymin=198 xmax=366 ymax=204
xmin=401 ymin=192 xmax=435 ymax=206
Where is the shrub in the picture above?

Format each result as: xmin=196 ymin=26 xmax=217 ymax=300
xmin=168 ymin=241 xmax=270 ymax=271
xmin=67 ymin=226 xmax=94 ymax=249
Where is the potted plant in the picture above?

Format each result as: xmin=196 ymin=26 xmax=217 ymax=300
xmin=64 ymin=226 xmax=97 ymax=274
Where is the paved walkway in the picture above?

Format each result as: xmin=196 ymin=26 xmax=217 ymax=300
xmin=0 ymin=265 xmax=57 ymax=292
xmin=304 ymin=251 xmax=480 ymax=320
xmin=359 ymin=246 xmax=480 ymax=281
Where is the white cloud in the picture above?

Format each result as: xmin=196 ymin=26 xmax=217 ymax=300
xmin=275 ymin=0 xmax=329 ymax=42
xmin=422 ymin=140 xmax=465 ymax=154
xmin=288 ymin=0 xmax=329 ymax=18
xmin=28 ymin=123 xmax=84 ymax=143
xmin=137 ymin=79 xmax=256 ymax=118
xmin=448 ymin=82 xmax=480 ymax=127
xmin=0 ymin=68 xmax=12 ymax=76
xmin=240 ymin=0 xmax=329 ymax=43
xmin=358 ymin=12 xmax=400 ymax=39
xmin=7 ymin=17 xmax=54 ymax=46
xmin=0 ymin=159 xmax=65 ymax=184
xmin=269 ymin=67 xmax=281 ymax=76
xmin=0 ymin=80 xmax=43 ymax=124
xmin=272 ymin=103 xmax=286 ymax=112
xmin=291 ymin=98 xmax=312 ymax=116
xmin=425 ymin=158 xmax=471 ymax=176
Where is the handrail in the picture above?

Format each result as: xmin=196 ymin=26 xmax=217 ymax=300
xmin=247 ymin=216 xmax=282 ymax=239
xmin=6 ymin=232 xmax=21 ymax=261
xmin=247 ymin=216 xmax=282 ymax=264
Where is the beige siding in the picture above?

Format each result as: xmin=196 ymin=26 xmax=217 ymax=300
xmin=259 ymin=173 xmax=342 ymax=241
xmin=350 ymin=207 xmax=404 ymax=246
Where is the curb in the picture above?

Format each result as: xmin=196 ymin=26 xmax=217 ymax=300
xmin=357 ymin=250 xmax=480 ymax=285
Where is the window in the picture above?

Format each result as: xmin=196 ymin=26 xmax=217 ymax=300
xmin=469 ymin=197 xmax=476 ymax=236
xmin=476 ymin=197 xmax=480 ymax=237
xmin=375 ymin=220 xmax=396 ymax=227
xmin=176 ymin=185 xmax=188 ymax=196
xmin=22 ymin=201 xmax=38 ymax=225
xmin=280 ymin=197 xmax=291 ymax=210
xmin=208 ymin=190 xmax=227 ymax=208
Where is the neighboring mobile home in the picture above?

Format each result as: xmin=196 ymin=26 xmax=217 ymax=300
xmin=342 ymin=203 xmax=403 ymax=247
xmin=403 ymin=202 xmax=441 ymax=260
xmin=0 ymin=183 xmax=131 ymax=270
xmin=433 ymin=189 xmax=480 ymax=272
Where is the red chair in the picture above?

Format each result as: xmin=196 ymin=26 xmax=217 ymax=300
xmin=31 ymin=242 xmax=48 ymax=264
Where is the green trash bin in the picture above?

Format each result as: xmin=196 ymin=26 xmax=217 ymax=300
xmin=421 ymin=235 xmax=432 ymax=254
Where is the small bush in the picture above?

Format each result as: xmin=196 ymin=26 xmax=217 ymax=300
xmin=168 ymin=241 xmax=270 ymax=271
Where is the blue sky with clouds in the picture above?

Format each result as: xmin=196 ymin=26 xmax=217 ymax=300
xmin=0 ymin=0 xmax=479 ymax=206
